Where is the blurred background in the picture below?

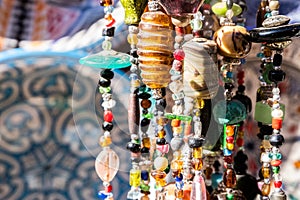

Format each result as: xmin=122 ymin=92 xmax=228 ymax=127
xmin=0 ymin=0 xmax=299 ymax=199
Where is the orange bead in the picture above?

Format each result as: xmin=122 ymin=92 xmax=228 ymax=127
xmin=171 ymin=119 xmax=181 ymax=127
xmin=226 ymin=125 xmax=235 ymax=136
xmin=272 ymin=118 xmax=282 ymax=130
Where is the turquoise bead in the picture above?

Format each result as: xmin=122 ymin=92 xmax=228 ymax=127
xmin=213 ymin=100 xmax=247 ymax=124
xmin=79 ymin=50 xmax=131 ymax=69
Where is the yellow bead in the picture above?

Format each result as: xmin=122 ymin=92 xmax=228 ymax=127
xmin=195 ymin=98 xmax=205 ymax=109
xmin=99 ymin=136 xmax=112 ymax=147
xmin=157 ymin=117 xmax=168 ymax=126
xmin=157 ymin=130 xmax=166 ymax=138
xmin=193 ymin=147 xmax=203 ymax=159
xmin=226 ymin=143 xmax=235 ymax=151
xmin=226 ymin=125 xmax=235 ymax=137
xmin=171 ymin=159 xmax=183 ymax=171
xmin=127 ymin=33 xmax=138 ymax=45
xmin=192 ymin=158 xmax=203 ymax=170
xmin=173 ymin=126 xmax=183 ymax=134
xmin=261 ymin=167 xmax=270 ymax=178
xmin=175 ymin=189 xmax=184 ymax=198
xmin=142 ymin=137 xmax=151 ymax=149
xmin=269 ymin=0 xmax=280 ymax=11
xmin=130 ymin=168 xmax=141 ymax=187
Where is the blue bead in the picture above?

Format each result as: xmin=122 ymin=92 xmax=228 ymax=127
xmin=223 ymin=149 xmax=232 ymax=156
xmin=98 ymin=191 xmax=108 ymax=199
xmin=141 ymin=170 xmax=149 ymax=181
xmin=175 ymin=173 xmax=183 ymax=181
xmin=240 ymin=58 xmax=246 ymax=64
xmin=226 ymin=71 xmax=233 ymax=78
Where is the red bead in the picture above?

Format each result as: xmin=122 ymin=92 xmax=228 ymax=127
xmin=274 ymin=181 xmax=282 ymax=188
xmin=105 ymin=184 xmax=113 ymax=193
xmin=271 ymin=160 xmax=282 ymax=167
xmin=226 ymin=136 xmax=234 ymax=143
xmin=272 ymin=118 xmax=282 ymax=130
xmin=237 ymin=71 xmax=245 ymax=79
xmin=237 ymin=79 xmax=244 ymax=85
xmin=175 ymin=26 xmax=185 ymax=36
xmin=224 ymin=155 xmax=233 ymax=164
xmin=104 ymin=110 xmax=114 ymax=122
xmin=173 ymin=49 xmax=185 ymax=61
xmin=236 ymin=137 xmax=244 ymax=147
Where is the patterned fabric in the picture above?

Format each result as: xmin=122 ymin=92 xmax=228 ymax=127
xmin=0 ymin=49 xmax=131 ymax=199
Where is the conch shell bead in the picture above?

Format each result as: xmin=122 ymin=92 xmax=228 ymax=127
xmin=213 ymin=25 xmax=251 ymax=58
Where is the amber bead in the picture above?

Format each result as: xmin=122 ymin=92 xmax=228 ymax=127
xmin=192 ymin=158 xmax=203 ymax=170
xmin=157 ymin=117 xmax=168 ymax=126
xmin=157 ymin=130 xmax=166 ymax=138
xmin=261 ymin=183 xmax=271 ymax=196
xmin=261 ymin=167 xmax=271 ymax=178
xmin=192 ymin=147 xmax=203 ymax=159
xmin=127 ymin=33 xmax=138 ymax=45
xmin=194 ymin=98 xmax=205 ymax=109
xmin=142 ymin=137 xmax=151 ymax=149
xmin=175 ymin=189 xmax=184 ymax=198
xmin=205 ymin=167 xmax=213 ymax=179
xmin=140 ymin=196 xmax=150 ymax=200
xmin=171 ymin=159 xmax=183 ymax=171
xmin=141 ymin=99 xmax=152 ymax=109
xmin=223 ymin=168 xmax=236 ymax=188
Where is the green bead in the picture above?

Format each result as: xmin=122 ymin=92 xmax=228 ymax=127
xmin=143 ymin=113 xmax=154 ymax=119
xmin=177 ymin=115 xmax=192 ymax=122
xmin=120 ymin=0 xmax=148 ymax=25
xmin=213 ymin=100 xmax=247 ymax=124
xmin=212 ymin=2 xmax=242 ymax=17
xmin=262 ymin=62 xmax=274 ymax=84
xmin=276 ymin=153 xmax=282 ymax=160
xmin=165 ymin=113 xmax=177 ymax=120
xmin=99 ymin=86 xmax=111 ymax=94
xmin=140 ymin=183 xmax=150 ymax=191
xmin=226 ymin=193 xmax=234 ymax=200
xmin=272 ymin=166 xmax=280 ymax=174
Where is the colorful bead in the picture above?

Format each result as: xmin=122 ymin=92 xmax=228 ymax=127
xmin=129 ymin=168 xmax=141 ymax=187
xmin=104 ymin=110 xmax=114 ymax=122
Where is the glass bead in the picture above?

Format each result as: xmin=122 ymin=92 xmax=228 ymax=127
xmin=226 ymin=143 xmax=234 ymax=151
xmin=99 ymin=135 xmax=112 ymax=147
xmin=273 ymin=54 xmax=283 ymax=66
xmin=138 ymin=92 xmax=151 ymax=99
xmin=272 ymin=166 xmax=280 ymax=174
xmin=120 ymin=0 xmax=148 ymax=25
xmin=157 ymin=130 xmax=166 ymax=138
xmin=141 ymin=170 xmax=149 ymax=181
xmin=177 ymin=115 xmax=192 ymax=122
xmin=171 ymin=119 xmax=181 ymax=127
xmin=173 ymin=49 xmax=185 ymax=61
xmin=151 ymin=170 xmax=167 ymax=183
xmin=154 ymin=157 xmax=168 ymax=171
xmin=274 ymin=180 xmax=282 ymax=188
xmin=140 ymin=195 xmax=150 ymax=200
xmin=104 ymin=110 xmax=114 ymax=122
xmin=223 ymin=149 xmax=232 ymax=156
xmin=269 ymin=0 xmax=280 ymax=11
xmin=211 ymin=2 xmax=242 ymax=17
xmin=175 ymin=189 xmax=184 ymax=198
xmin=269 ymin=69 xmax=286 ymax=83
xmin=102 ymin=40 xmax=112 ymax=50
xmin=101 ymin=69 xmax=114 ymax=79
xmin=192 ymin=158 xmax=203 ymax=170
xmin=226 ymin=136 xmax=234 ymax=143
xmin=192 ymin=147 xmax=203 ymax=159
xmin=170 ymin=137 xmax=184 ymax=151
xmin=171 ymin=159 xmax=183 ymax=171
xmin=126 ymin=142 xmax=141 ymax=153
xmin=141 ymin=99 xmax=152 ymax=109
xmin=261 ymin=183 xmax=271 ymax=196
xmin=127 ymin=33 xmax=138 ymax=45
xmin=262 ymin=167 xmax=271 ymax=178
xmin=173 ymin=126 xmax=183 ymax=134
xmin=271 ymin=160 xmax=282 ymax=167
xmin=226 ymin=126 xmax=235 ymax=137
xmin=142 ymin=137 xmax=151 ymax=149
xmin=156 ymin=117 xmax=168 ymax=126
xmin=102 ymin=122 xmax=113 ymax=131
xmin=272 ymin=118 xmax=282 ymax=130
xmin=95 ymin=148 xmax=119 ymax=182
xmin=271 ymin=109 xmax=284 ymax=118
xmin=194 ymin=98 xmax=205 ymax=109
xmin=223 ymin=168 xmax=236 ymax=188
xmin=100 ymin=0 xmax=113 ymax=6
xmin=236 ymin=137 xmax=244 ymax=147
xmin=213 ymin=100 xmax=247 ymax=124
xmin=129 ymin=168 xmax=141 ymax=187
xmin=188 ymin=137 xmax=205 ymax=148
xmin=156 ymin=144 xmax=170 ymax=154
xmin=99 ymin=86 xmax=111 ymax=94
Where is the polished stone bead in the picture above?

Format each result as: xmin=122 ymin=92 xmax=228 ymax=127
xmin=102 ymin=122 xmax=113 ymax=131
xmin=127 ymin=142 xmax=141 ymax=153
xmin=141 ymin=99 xmax=152 ymax=109
xmin=102 ymin=27 xmax=115 ymax=37
xmin=188 ymin=137 xmax=205 ymax=148
xmin=268 ymin=69 xmax=286 ymax=83
xmin=269 ymin=134 xmax=284 ymax=147
xmin=100 ymin=69 xmax=114 ymax=80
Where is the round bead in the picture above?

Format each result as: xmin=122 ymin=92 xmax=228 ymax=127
xmin=141 ymin=99 xmax=152 ymax=109
xmin=171 ymin=119 xmax=181 ymax=127
xmin=170 ymin=137 xmax=184 ymax=151
xmin=98 ymin=78 xmax=111 ymax=87
xmin=127 ymin=33 xmax=138 ymax=45
xmin=104 ymin=110 xmax=114 ymax=122
xmin=156 ymin=138 xmax=166 ymax=145
xmin=102 ymin=122 xmax=113 ymax=131
xmin=141 ymin=170 xmax=149 ymax=181
xmin=269 ymin=0 xmax=280 ymax=11
xmin=236 ymin=137 xmax=244 ymax=147
xmin=188 ymin=137 xmax=205 ymax=148
xmin=270 ymin=160 xmax=282 ymax=167
xmin=272 ymin=118 xmax=282 ymax=130
xmin=269 ymin=134 xmax=284 ymax=147
xmin=154 ymin=156 xmax=169 ymax=171
xmin=226 ymin=126 xmax=235 ymax=136
xmin=226 ymin=143 xmax=235 ymax=150
xmin=173 ymin=49 xmax=185 ymax=61
xmin=192 ymin=158 xmax=203 ymax=170
xmin=126 ymin=142 xmax=141 ymax=153
xmin=226 ymin=136 xmax=234 ymax=143
xmin=101 ymin=69 xmax=114 ymax=79
xmin=102 ymin=40 xmax=112 ymax=50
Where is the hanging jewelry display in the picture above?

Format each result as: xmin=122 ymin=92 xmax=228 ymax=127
xmin=79 ymin=0 xmax=131 ymax=199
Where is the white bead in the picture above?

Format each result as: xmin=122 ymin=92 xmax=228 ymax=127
xmin=154 ymin=156 xmax=168 ymax=170
xmin=272 ymin=87 xmax=280 ymax=95
xmin=102 ymin=99 xmax=116 ymax=109
xmin=104 ymin=131 xmax=111 ymax=137
xmin=271 ymin=109 xmax=283 ymax=118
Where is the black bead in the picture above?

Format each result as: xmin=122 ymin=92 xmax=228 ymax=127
xmin=224 ymin=82 xmax=234 ymax=90
xmin=269 ymin=134 xmax=285 ymax=147
xmin=141 ymin=147 xmax=150 ymax=154
xmin=156 ymin=138 xmax=166 ymax=145
xmin=188 ymin=137 xmax=205 ymax=148
xmin=141 ymin=118 xmax=150 ymax=133
xmin=155 ymin=99 xmax=167 ymax=111
xmin=237 ymin=85 xmax=245 ymax=93
xmin=232 ymin=94 xmax=252 ymax=113
xmin=100 ymin=69 xmax=114 ymax=80
xmin=226 ymin=0 xmax=233 ymax=9
xmin=126 ymin=142 xmax=141 ymax=153
xmin=268 ymin=69 xmax=285 ymax=83
xmin=130 ymin=49 xmax=138 ymax=58
xmin=273 ymin=54 xmax=283 ymax=66
xmin=260 ymin=125 xmax=273 ymax=136
xmin=102 ymin=122 xmax=113 ymax=131
xmin=102 ymin=27 xmax=115 ymax=37
xmin=138 ymin=92 xmax=151 ymax=99
xmin=98 ymin=78 xmax=111 ymax=87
